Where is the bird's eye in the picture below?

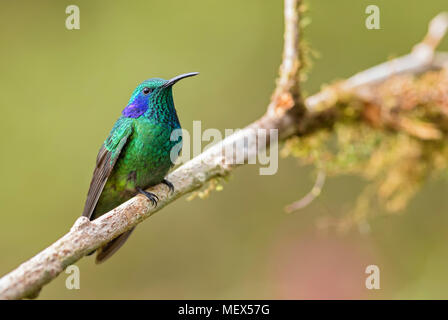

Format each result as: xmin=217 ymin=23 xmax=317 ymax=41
xmin=142 ymin=87 xmax=152 ymax=95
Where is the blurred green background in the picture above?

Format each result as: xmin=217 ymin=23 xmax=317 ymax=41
xmin=1 ymin=0 xmax=448 ymax=299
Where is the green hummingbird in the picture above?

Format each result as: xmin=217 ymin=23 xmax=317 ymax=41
xmin=82 ymin=72 xmax=198 ymax=263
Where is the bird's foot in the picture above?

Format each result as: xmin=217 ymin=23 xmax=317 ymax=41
xmin=162 ymin=179 xmax=175 ymax=194
xmin=138 ymin=188 xmax=159 ymax=207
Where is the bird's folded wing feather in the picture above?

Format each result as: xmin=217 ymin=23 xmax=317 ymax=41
xmin=82 ymin=117 xmax=134 ymax=219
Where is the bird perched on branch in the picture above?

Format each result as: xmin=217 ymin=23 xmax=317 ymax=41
xmin=82 ymin=72 xmax=198 ymax=263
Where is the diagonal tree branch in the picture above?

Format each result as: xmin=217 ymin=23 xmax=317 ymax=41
xmin=1 ymin=3 xmax=448 ymax=300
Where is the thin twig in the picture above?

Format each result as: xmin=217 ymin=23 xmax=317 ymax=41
xmin=285 ymin=170 xmax=326 ymax=213
xmin=306 ymin=13 xmax=448 ymax=113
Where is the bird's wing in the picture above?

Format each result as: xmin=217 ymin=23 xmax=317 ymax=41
xmin=82 ymin=117 xmax=134 ymax=219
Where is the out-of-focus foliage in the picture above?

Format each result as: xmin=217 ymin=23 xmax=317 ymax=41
xmin=284 ymin=70 xmax=448 ymax=230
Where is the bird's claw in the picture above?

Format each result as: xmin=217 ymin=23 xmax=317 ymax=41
xmin=138 ymin=188 xmax=159 ymax=207
xmin=162 ymin=179 xmax=175 ymax=194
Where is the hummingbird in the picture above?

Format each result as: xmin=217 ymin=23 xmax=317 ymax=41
xmin=82 ymin=72 xmax=198 ymax=263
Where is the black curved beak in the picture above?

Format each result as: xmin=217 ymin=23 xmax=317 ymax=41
xmin=163 ymin=72 xmax=199 ymax=88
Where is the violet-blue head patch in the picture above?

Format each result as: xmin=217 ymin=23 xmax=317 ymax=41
xmin=122 ymin=72 xmax=199 ymax=119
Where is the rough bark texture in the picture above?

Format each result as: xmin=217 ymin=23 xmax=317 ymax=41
xmin=0 ymin=3 xmax=447 ymax=300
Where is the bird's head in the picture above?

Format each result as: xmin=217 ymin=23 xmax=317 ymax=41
xmin=122 ymin=72 xmax=198 ymax=118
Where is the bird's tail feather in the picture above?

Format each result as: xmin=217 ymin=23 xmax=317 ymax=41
xmin=95 ymin=227 xmax=136 ymax=264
